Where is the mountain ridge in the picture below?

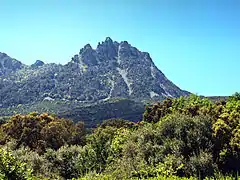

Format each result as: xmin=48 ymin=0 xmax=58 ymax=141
xmin=0 ymin=52 xmax=25 ymax=76
xmin=0 ymin=37 xmax=189 ymax=109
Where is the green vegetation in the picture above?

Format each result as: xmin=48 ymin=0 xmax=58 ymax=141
xmin=0 ymin=98 xmax=145 ymax=128
xmin=0 ymin=93 xmax=240 ymax=179
xmin=0 ymin=148 xmax=34 ymax=180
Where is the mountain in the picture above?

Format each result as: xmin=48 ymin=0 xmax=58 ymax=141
xmin=0 ymin=52 xmax=24 ymax=75
xmin=0 ymin=37 xmax=189 ymax=107
xmin=0 ymin=37 xmax=189 ymax=125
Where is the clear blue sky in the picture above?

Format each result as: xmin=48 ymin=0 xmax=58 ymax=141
xmin=0 ymin=0 xmax=239 ymax=96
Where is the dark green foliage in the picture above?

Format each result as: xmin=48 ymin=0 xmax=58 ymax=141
xmin=159 ymin=114 xmax=214 ymax=158
xmin=60 ymin=98 xmax=145 ymax=128
xmin=85 ymin=126 xmax=118 ymax=173
xmin=1 ymin=93 xmax=240 ymax=179
xmin=0 ymin=148 xmax=34 ymax=180
xmin=0 ymin=98 xmax=145 ymax=128
xmin=99 ymin=118 xmax=134 ymax=128
xmin=143 ymin=98 xmax=173 ymax=123
xmin=101 ymin=114 xmax=215 ymax=179
xmin=1 ymin=113 xmax=86 ymax=153
xmin=187 ymin=151 xmax=216 ymax=179
xmin=0 ymin=117 xmax=8 ymax=125
xmin=142 ymin=93 xmax=240 ymax=177
xmin=44 ymin=145 xmax=82 ymax=179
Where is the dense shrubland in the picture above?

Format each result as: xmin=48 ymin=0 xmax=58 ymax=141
xmin=0 ymin=93 xmax=240 ymax=179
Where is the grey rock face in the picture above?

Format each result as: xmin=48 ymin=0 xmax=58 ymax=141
xmin=31 ymin=60 xmax=45 ymax=68
xmin=0 ymin=52 xmax=24 ymax=75
xmin=0 ymin=38 xmax=189 ymax=107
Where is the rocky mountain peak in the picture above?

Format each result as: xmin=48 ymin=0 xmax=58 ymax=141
xmin=120 ymin=41 xmax=129 ymax=46
xmin=67 ymin=37 xmax=189 ymax=100
xmin=31 ymin=60 xmax=45 ymax=68
xmin=105 ymin=37 xmax=113 ymax=43
xmin=78 ymin=43 xmax=98 ymax=66
xmin=80 ymin=44 xmax=93 ymax=54
xmin=0 ymin=37 xmax=189 ymax=108
xmin=96 ymin=38 xmax=117 ymax=60
xmin=0 ymin=52 xmax=8 ymax=59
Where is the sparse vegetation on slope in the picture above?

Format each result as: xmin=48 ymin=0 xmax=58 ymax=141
xmin=0 ymin=98 xmax=145 ymax=128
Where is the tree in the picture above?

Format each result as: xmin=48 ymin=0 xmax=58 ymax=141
xmin=2 ymin=113 xmax=86 ymax=153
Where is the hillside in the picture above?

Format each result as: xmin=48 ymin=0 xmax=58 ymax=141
xmin=0 ymin=98 xmax=145 ymax=128
xmin=0 ymin=38 xmax=189 ymax=125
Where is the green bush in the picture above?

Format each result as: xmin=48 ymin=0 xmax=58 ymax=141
xmin=53 ymin=145 xmax=82 ymax=179
xmin=99 ymin=118 xmax=134 ymax=129
xmin=0 ymin=148 xmax=34 ymax=180
xmin=1 ymin=94 xmax=240 ymax=179
xmin=12 ymin=147 xmax=45 ymax=176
